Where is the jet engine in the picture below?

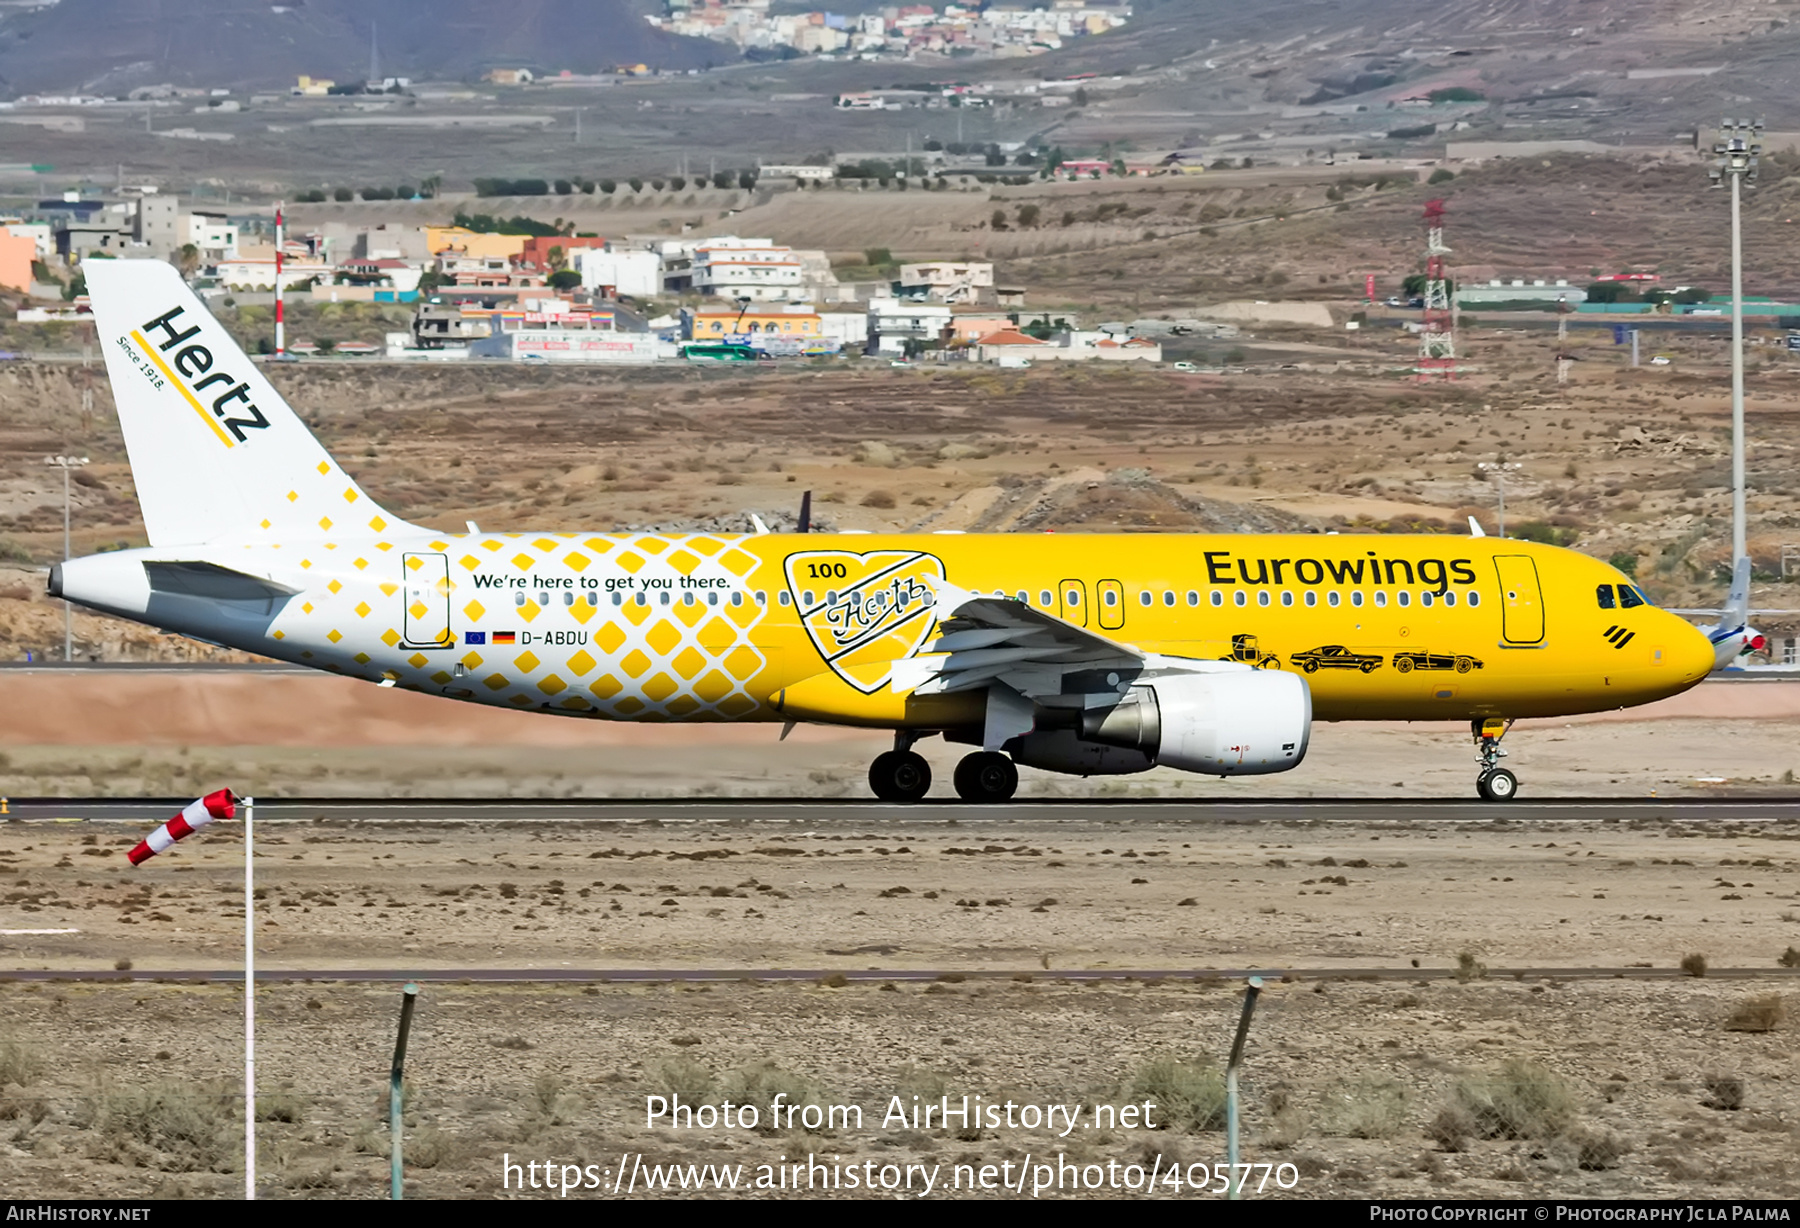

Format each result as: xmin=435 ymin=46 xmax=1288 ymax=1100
xmin=1079 ymin=670 xmax=1311 ymax=775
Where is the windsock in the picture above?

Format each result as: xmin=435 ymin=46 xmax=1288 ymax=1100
xmin=127 ymin=790 xmax=238 ymax=866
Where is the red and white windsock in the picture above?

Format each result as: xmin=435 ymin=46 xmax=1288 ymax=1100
xmin=128 ymin=790 xmax=239 ymax=866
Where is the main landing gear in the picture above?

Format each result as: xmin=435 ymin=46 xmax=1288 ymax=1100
xmin=867 ymin=736 xmax=1022 ymax=803
xmin=1473 ymin=717 xmax=1518 ymax=802
xmin=953 ymin=751 xmax=1019 ymax=803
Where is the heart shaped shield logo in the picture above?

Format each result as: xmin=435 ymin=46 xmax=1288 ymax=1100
xmin=784 ymin=549 xmax=945 ymax=693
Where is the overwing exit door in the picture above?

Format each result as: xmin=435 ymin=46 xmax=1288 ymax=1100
xmin=1058 ymin=578 xmax=1088 ymax=627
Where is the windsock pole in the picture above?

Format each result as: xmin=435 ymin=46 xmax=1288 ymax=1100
xmin=274 ymin=204 xmax=285 ymax=357
xmin=244 ymin=794 xmax=256 ymax=1200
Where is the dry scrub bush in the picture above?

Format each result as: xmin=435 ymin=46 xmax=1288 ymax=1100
xmin=406 ymin=1126 xmax=473 ymax=1169
xmin=1680 ymin=953 xmax=1708 ymax=978
xmin=1331 ymin=1075 xmax=1410 ymax=1139
xmin=1778 ymin=946 xmax=1800 ymax=969
xmin=727 ymin=1062 xmax=828 ymax=1135
xmin=1702 ymin=1076 xmax=1745 ymax=1111
xmin=1724 ymin=994 xmax=1786 ymax=1033
xmin=1561 ymin=1122 xmax=1634 ymax=1171
xmin=1444 ymin=1060 xmax=1576 ymax=1141
xmin=1427 ymin=1104 xmax=1477 ymax=1152
xmin=1454 ymin=952 xmax=1487 ymax=983
xmin=86 ymin=1082 xmax=236 ymax=1172
xmin=1128 ymin=1057 xmax=1227 ymax=1132
xmin=0 ymin=1034 xmax=41 ymax=1088
xmin=657 ymin=1056 xmax=716 ymax=1101
xmin=255 ymin=1089 xmax=306 ymax=1123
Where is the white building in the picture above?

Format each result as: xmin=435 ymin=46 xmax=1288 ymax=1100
xmin=693 ymin=236 xmax=805 ymax=302
xmin=184 ymin=211 xmax=239 ymax=260
xmin=578 ymin=247 xmax=662 ymax=299
xmin=898 ymin=260 xmax=994 ymax=304
xmin=817 ymin=310 xmax=870 ymax=350
xmin=867 ymin=297 xmax=952 ymax=355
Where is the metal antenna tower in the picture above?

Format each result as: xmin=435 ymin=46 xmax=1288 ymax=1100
xmin=1416 ymin=198 xmax=1456 ymax=379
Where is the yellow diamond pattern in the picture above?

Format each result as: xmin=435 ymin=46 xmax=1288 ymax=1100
xmin=596 ymin=623 xmax=626 ymax=653
xmin=565 ymin=552 xmax=590 ymax=572
xmin=484 ymin=674 xmax=510 ymax=691
xmin=326 ymin=629 xmax=342 ymax=643
xmin=621 ymin=650 xmax=652 ymax=678
xmin=460 ymin=555 xmax=481 ymax=571
xmin=513 ymin=650 xmax=541 ymax=673
xmin=671 ymin=647 xmax=706 ymax=679
xmin=408 ymin=652 xmax=429 ymax=669
xmin=464 ymin=600 xmax=486 ymax=621
xmin=409 ymin=601 xmax=428 ymax=619
xmin=567 ymin=650 xmax=596 ymax=676
xmin=645 ymin=621 xmax=681 ymax=656
xmin=512 ymin=553 xmax=536 ymax=571
xmin=380 ymin=582 xmax=398 ymax=597
xmin=354 ymin=601 xmax=372 ymax=618
xmin=538 ymin=674 xmax=567 ymax=695
xmin=382 ymin=629 xmax=401 ymax=647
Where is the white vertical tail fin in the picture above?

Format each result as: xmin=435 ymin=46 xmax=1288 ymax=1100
xmin=84 ymin=259 xmax=412 ymax=547
xmin=1724 ymin=555 xmax=1751 ymax=631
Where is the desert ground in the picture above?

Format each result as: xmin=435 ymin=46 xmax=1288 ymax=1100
xmin=0 ymin=810 xmax=1796 ymax=1199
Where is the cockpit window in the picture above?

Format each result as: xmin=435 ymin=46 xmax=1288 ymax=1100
xmin=1596 ymin=584 xmax=1616 ymax=610
xmin=1618 ymin=585 xmax=1645 ymax=610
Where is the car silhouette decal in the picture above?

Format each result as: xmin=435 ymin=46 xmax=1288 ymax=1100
xmin=1290 ymin=645 xmax=1383 ymax=674
xmin=1392 ymin=650 xmax=1484 ymax=674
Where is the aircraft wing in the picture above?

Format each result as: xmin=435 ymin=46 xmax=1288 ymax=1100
xmin=894 ymin=576 xmax=1144 ymax=698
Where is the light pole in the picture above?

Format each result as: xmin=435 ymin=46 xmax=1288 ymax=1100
xmin=45 ymin=454 xmax=89 ymax=661
xmin=1711 ymin=118 xmax=1761 ymax=564
xmin=1478 ymin=461 xmax=1521 ymax=538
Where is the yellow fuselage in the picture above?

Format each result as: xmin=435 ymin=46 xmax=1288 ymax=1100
xmin=211 ymin=530 xmax=1715 ymax=728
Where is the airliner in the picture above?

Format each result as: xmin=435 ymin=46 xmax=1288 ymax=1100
xmin=52 ymin=262 xmax=1717 ymax=802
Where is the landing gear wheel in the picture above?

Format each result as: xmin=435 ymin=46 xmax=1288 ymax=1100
xmin=869 ymin=750 xmax=932 ymax=802
xmin=953 ymin=752 xmax=1019 ymax=802
xmin=1477 ymin=768 xmax=1518 ymax=802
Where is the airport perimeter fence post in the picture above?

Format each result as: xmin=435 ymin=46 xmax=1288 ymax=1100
xmin=390 ymin=983 xmax=420 ymax=1200
xmin=1224 ymin=976 xmax=1263 ymax=1201
xmin=243 ymin=795 xmax=255 ymax=1201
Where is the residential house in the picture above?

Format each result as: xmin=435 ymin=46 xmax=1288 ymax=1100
xmin=693 ymin=237 xmax=805 ymax=301
xmin=896 ymin=260 xmax=993 ymax=304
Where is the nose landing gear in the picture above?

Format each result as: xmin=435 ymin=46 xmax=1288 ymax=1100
xmin=1473 ymin=716 xmax=1517 ymax=801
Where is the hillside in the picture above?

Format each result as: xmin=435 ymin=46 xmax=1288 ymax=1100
xmin=0 ymin=0 xmax=727 ymax=96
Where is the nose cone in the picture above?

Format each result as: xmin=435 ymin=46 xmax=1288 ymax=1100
xmin=1671 ymin=616 xmax=1720 ymax=687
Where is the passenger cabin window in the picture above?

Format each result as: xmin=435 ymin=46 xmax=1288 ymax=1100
xmin=1596 ymin=584 xmax=1616 ymax=610
xmin=611 ymin=592 xmax=623 ymax=606
xmin=563 ymin=591 xmax=574 ymax=606
xmin=1187 ymin=591 xmax=1199 ymax=607
xmin=1137 ymin=590 xmax=1151 ymax=607
xmin=1210 ymin=591 xmax=1223 ymax=607
xmin=1163 ymin=591 xmax=1175 ymax=607
xmin=514 ymin=591 xmax=526 ymax=607
xmin=1039 ymin=590 xmax=1053 ymax=606
xmin=1104 ymin=590 xmax=1119 ymax=607
xmin=1618 ymin=585 xmax=1644 ymax=609
xmin=1065 ymin=589 xmax=1081 ymax=607
xmin=1234 ymin=591 xmax=1247 ymax=608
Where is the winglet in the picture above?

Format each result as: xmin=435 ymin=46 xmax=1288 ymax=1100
xmin=750 ymin=513 xmax=771 ymax=536
xmin=1468 ymin=515 xmax=1486 ymax=538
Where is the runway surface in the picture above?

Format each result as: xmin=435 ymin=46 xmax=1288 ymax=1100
xmin=5 ymin=796 xmax=1800 ymax=823
xmin=5 ymin=966 xmax=1797 ymax=984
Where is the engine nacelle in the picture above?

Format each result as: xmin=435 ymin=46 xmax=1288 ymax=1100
xmin=1006 ymin=728 xmax=1155 ymax=776
xmin=1080 ymin=670 xmax=1311 ymax=776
